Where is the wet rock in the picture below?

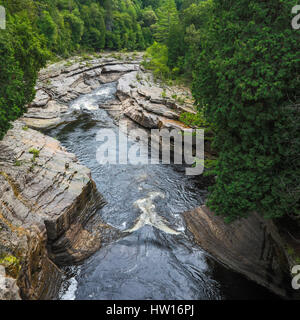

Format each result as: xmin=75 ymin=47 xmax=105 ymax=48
xmin=184 ymin=206 xmax=293 ymax=298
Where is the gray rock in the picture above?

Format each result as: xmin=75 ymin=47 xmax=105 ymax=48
xmin=0 ymin=121 xmax=118 ymax=299
xmin=20 ymin=101 xmax=69 ymax=130
xmin=184 ymin=206 xmax=293 ymax=298
xmin=31 ymin=90 xmax=51 ymax=108
xmin=102 ymin=64 xmax=139 ymax=73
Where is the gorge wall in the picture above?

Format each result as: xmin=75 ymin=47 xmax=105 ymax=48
xmin=184 ymin=206 xmax=295 ymax=299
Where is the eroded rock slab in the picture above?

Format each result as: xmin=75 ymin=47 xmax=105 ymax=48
xmin=0 ymin=121 xmax=119 ymax=299
xmin=26 ymin=52 xmax=195 ymax=134
xmin=184 ymin=206 xmax=293 ymax=298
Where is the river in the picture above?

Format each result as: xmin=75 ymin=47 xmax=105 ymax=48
xmin=46 ymin=82 xmax=278 ymax=300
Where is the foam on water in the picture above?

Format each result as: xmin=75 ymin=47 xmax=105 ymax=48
xmin=71 ymin=83 xmax=117 ymax=111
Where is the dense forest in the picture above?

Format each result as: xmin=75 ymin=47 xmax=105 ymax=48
xmin=0 ymin=0 xmax=299 ymax=222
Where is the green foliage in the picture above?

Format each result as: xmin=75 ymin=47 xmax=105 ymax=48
xmin=146 ymin=0 xmax=300 ymax=221
xmin=0 ymin=0 xmax=49 ymax=140
xmin=14 ymin=160 xmax=22 ymax=167
xmin=179 ymin=111 xmax=210 ymax=128
xmin=143 ymin=41 xmax=171 ymax=79
xmin=152 ymin=0 xmax=179 ymax=43
xmin=192 ymin=0 xmax=300 ymax=221
xmin=0 ymin=0 xmax=161 ymax=140
xmin=29 ymin=148 xmax=40 ymax=162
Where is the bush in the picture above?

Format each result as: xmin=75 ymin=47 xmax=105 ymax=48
xmin=143 ymin=41 xmax=171 ymax=79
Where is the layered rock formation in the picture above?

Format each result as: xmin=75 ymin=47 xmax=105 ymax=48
xmin=0 ymin=122 xmax=118 ymax=299
xmin=21 ymin=52 xmax=195 ymax=133
xmin=184 ymin=206 xmax=294 ymax=298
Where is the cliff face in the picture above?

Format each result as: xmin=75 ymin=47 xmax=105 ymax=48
xmin=0 ymin=122 xmax=117 ymax=299
xmin=184 ymin=206 xmax=294 ymax=298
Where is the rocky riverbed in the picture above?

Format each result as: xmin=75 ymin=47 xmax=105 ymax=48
xmin=0 ymin=52 xmax=197 ymax=300
xmin=21 ymin=52 xmax=195 ymax=132
xmin=0 ymin=52 xmax=295 ymax=299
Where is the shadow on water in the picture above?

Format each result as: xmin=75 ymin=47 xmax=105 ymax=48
xmin=46 ymin=83 xmax=280 ymax=300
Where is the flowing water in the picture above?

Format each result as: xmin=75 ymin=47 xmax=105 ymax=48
xmin=47 ymin=83 xmax=278 ymax=300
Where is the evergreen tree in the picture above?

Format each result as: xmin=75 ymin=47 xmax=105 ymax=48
xmin=152 ymin=0 xmax=179 ymax=42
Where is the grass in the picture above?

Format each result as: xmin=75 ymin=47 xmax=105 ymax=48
xmin=64 ymin=61 xmax=73 ymax=67
xmin=179 ymin=111 xmax=210 ymax=128
xmin=29 ymin=148 xmax=40 ymax=164
xmin=14 ymin=160 xmax=22 ymax=167
xmin=136 ymin=73 xmax=143 ymax=82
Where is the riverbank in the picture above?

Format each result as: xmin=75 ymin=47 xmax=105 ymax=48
xmin=0 ymin=52 xmax=296 ymax=299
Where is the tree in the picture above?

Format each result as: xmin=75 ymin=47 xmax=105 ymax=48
xmin=37 ymin=11 xmax=58 ymax=49
xmin=0 ymin=31 xmax=26 ymax=139
xmin=152 ymin=0 xmax=179 ymax=43
xmin=0 ymin=5 xmax=49 ymax=139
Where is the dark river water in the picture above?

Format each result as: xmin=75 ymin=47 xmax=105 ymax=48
xmin=46 ymin=83 xmax=278 ymax=300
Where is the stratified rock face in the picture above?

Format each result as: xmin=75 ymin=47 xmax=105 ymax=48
xmin=0 ymin=121 xmax=114 ymax=299
xmin=184 ymin=206 xmax=293 ymax=298
xmin=21 ymin=52 xmax=196 ymax=134
xmin=116 ymin=70 xmax=195 ymax=131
